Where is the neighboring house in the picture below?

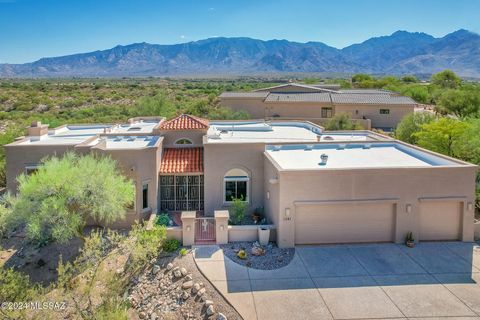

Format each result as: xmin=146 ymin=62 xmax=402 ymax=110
xmin=5 ymin=114 xmax=477 ymax=246
xmin=219 ymin=83 xmax=417 ymax=130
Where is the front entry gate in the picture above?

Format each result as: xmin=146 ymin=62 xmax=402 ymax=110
xmin=195 ymin=217 xmax=216 ymax=244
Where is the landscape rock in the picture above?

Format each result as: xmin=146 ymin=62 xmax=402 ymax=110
xmin=182 ymin=280 xmax=193 ymax=289
xmin=197 ymin=288 xmax=206 ymax=296
xmin=251 ymin=246 xmax=265 ymax=256
xmin=217 ymin=313 xmax=227 ymax=320
xmin=185 ymin=274 xmax=192 ymax=281
xmin=180 ymin=267 xmax=188 ymax=276
xmin=166 ymin=263 xmax=174 ymax=270
xmin=173 ymin=269 xmax=182 ymax=278
xmin=206 ymin=305 xmax=215 ymax=316
xmin=152 ymin=265 xmax=161 ymax=275
xmin=192 ymin=283 xmax=200 ymax=293
xmin=204 ymin=300 xmax=214 ymax=307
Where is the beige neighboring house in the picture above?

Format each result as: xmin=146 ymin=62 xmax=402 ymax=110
xmin=219 ymin=83 xmax=417 ymax=130
xmin=5 ymin=114 xmax=477 ymax=246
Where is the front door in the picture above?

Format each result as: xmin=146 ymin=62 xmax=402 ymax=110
xmin=159 ymin=175 xmax=204 ymax=211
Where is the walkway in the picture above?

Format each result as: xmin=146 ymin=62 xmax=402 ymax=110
xmin=193 ymin=242 xmax=480 ymax=320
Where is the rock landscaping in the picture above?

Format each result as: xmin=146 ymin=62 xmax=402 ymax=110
xmin=128 ymin=251 xmax=241 ymax=319
xmin=221 ymin=241 xmax=295 ymax=270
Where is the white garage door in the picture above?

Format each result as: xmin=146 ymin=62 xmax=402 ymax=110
xmin=294 ymin=203 xmax=395 ymax=244
xmin=419 ymin=201 xmax=461 ymax=241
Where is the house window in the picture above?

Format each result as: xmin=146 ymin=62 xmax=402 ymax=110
xmin=380 ymin=109 xmax=390 ymax=114
xmin=321 ymin=107 xmax=333 ymax=118
xmin=142 ymin=183 xmax=148 ymax=209
xmin=224 ymin=168 xmax=249 ymax=202
xmin=174 ymin=138 xmax=193 ymax=145
xmin=24 ymin=165 xmax=40 ymax=175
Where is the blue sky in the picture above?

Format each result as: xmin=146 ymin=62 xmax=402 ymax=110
xmin=1 ymin=0 xmax=479 ymax=63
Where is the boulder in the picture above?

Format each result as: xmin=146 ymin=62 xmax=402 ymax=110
xmin=152 ymin=265 xmax=161 ymax=275
xmin=197 ymin=287 xmax=206 ymax=296
xmin=251 ymin=246 xmax=265 ymax=256
xmin=204 ymin=300 xmax=214 ymax=307
xmin=217 ymin=313 xmax=228 ymax=320
xmin=166 ymin=263 xmax=174 ymax=270
xmin=206 ymin=305 xmax=215 ymax=316
xmin=182 ymin=281 xmax=193 ymax=289
xmin=192 ymin=283 xmax=200 ymax=293
xmin=180 ymin=267 xmax=188 ymax=276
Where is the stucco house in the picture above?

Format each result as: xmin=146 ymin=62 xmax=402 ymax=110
xmin=5 ymin=114 xmax=477 ymax=247
xmin=219 ymin=83 xmax=417 ymax=130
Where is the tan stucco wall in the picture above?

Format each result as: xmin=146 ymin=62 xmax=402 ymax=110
xmin=5 ymin=144 xmax=74 ymax=192
xmin=219 ymin=98 xmax=266 ymax=118
xmin=334 ymin=104 xmax=414 ymax=129
xmin=159 ymin=129 xmax=206 ymax=147
xmin=91 ymin=144 xmax=161 ymax=217
xmin=265 ymin=156 xmax=477 ymax=248
xmin=220 ymin=97 xmax=414 ymax=128
xmin=203 ymin=143 xmax=265 ymax=216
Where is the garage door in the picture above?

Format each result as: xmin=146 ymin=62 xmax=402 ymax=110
xmin=294 ymin=203 xmax=395 ymax=244
xmin=419 ymin=201 xmax=461 ymax=241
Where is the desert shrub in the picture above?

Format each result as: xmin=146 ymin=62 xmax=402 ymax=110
xmin=0 ymin=268 xmax=39 ymax=302
xmin=156 ymin=213 xmax=170 ymax=226
xmin=179 ymin=248 xmax=188 ymax=256
xmin=128 ymin=223 xmax=166 ymax=269
xmin=324 ymin=113 xmax=362 ymax=130
xmin=230 ymin=196 xmax=248 ymax=225
xmin=163 ymin=238 xmax=180 ymax=252
xmin=12 ymin=152 xmax=135 ymax=244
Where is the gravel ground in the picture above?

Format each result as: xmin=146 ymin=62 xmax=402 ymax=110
xmin=220 ymin=242 xmax=295 ymax=270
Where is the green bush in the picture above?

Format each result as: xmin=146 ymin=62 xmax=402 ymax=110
xmin=156 ymin=213 xmax=170 ymax=226
xmin=179 ymin=248 xmax=188 ymax=256
xmin=230 ymin=196 xmax=248 ymax=225
xmin=163 ymin=238 xmax=180 ymax=252
xmin=129 ymin=223 xmax=166 ymax=268
xmin=324 ymin=113 xmax=362 ymax=130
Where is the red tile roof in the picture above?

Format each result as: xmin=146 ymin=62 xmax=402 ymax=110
xmin=160 ymin=148 xmax=204 ymax=173
xmin=159 ymin=114 xmax=209 ymax=130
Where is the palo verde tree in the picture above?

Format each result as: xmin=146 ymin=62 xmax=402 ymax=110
xmin=394 ymin=112 xmax=436 ymax=144
xmin=12 ymin=152 xmax=135 ymax=244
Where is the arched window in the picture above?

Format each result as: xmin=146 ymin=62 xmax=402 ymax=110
xmin=174 ymin=138 xmax=193 ymax=145
xmin=224 ymin=168 xmax=249 ymax=202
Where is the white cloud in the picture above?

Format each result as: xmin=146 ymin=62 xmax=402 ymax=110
xmin=208 ymin=7 xmax=214 ymax=11
xmin=180 ymin=35 xmax=187 ymax=39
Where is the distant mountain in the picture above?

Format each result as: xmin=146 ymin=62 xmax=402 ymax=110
xmin=1 ymin=30 xmax=479 ymax=78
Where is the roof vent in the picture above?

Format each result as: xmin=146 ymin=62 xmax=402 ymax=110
xmin=272 ymin=146 xmax=281 ymax=152
xmin=363 ymin=144 xmax=372 ymax=149
xmin=323 ymin=136 xmax=334 ymax=141
xmin=338 ymin=144 xmax=346 ymax=150
xmin=319 ymin=153 xmax=329 ymax=166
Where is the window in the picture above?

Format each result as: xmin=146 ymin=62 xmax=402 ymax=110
xmin=224 ymin=168 xmax=249 ymax=202
xmin=321 ymin=107 xmax=333 ymax=118
xmin=24 ymin=165 xmax=39 ymax=175
xmin=142 ymin=183 xmax=148 ymax=209
xmin=174 ymin=138 xmax=193 ymax=145
xmin=380 ymin=109 xmax=390 ymax=114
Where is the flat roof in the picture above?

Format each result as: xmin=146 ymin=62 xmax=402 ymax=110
xmin=206 ymin=121 xmax=377 ymax=144
xmin=266 ymin=143 xmax=459 ymax=170
xmin=17 ymin=120 xmax=161 ymax=146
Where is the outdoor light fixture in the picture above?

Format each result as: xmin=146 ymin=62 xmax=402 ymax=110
xmin=406 ymin=204 xmax=412 ymax=213
xmin=220 ymin=225 xmax=224 ymax=231
xmin=467 ymin=202 xmax=473 ymax=211
xmin=284 ymin=208 xmax=291 ymax=220
xmin=267 ymin=191 xmax=270 ymax=200
xmin=186 ymin=225 xmax=191 ymax=231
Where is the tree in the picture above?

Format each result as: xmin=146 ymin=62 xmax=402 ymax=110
xmin=402 ymin=75 xmax=418 ymax=83
xmin=395 ymin=112 xmax=435 ymax=144
xmin=414 ymin=118 xmax=468 ymax=157
xmin=324 ymin=113 xmax=363 ymax=130
xmin=13 ymin=152 xmax=135 ymax=244
xmin=452 ymin=118 xmax=480 ymax=165
xmin=352 ymin=74 xmax=373 ymax=83
xmin=436 ymin=88 xmax=480 ymax=118
xmin=431 ymin=70 xmax=461 ymax=89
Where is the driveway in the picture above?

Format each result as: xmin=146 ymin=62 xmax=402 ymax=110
xmin=194 ymin=242 xmax=480 ymax=320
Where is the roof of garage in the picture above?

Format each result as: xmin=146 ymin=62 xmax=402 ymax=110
xmin=265 ymin=143 xmax=463 ymax=170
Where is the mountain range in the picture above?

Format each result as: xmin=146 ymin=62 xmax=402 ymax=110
xmin=1 ymin=29 xmax=479 ymax=78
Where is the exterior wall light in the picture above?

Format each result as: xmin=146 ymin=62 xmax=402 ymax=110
xmin=406 ymin=204 xmax=412 ymax=213
xmin=467 ymin=202 xmax=473 ymax=211
xmin=186 ymin=225 xmax=191 ymax=231
xmin=284 ymin=208 xmax=291 ymax=221
xmin=220 ymin=225 xmax=224 ymax=231
xmin=267 ymin=191 xmax=270 ymax=200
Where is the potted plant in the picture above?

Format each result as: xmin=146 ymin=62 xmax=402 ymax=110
xmin=258 ymin=226 xmax=270 ymax=246
xmin=405 ymin=231 xmax=415 ymax=248
xmin=252 ymin=207 xmax=264 ymax=224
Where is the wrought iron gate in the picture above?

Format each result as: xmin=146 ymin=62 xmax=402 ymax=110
xmin=195 ymin=217 xmax=216 ymax=244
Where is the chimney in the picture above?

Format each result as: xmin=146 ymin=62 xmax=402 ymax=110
xmin=27 ymin=121 xmax=49 ymax=139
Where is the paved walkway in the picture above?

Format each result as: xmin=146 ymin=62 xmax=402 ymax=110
xmin=193 ymin=242 xmax=480 ymax=320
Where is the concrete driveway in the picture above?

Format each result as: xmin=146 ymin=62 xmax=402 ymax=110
xmin=194 ymin=242 xmax=480 ymax=320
